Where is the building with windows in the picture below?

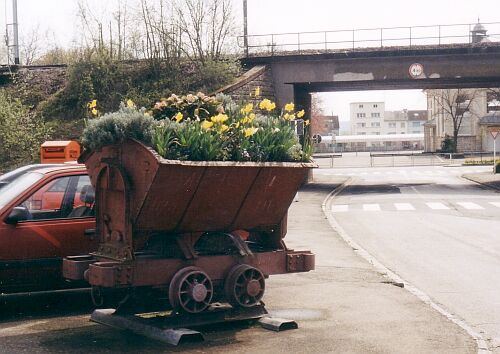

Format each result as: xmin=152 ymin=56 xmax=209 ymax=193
xmin=349 ymin=102 xmax=427 ymax=150
xmin=424 ymin=88 xmax=489 ymax=152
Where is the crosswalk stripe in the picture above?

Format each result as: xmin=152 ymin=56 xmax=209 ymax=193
xmin=394 ymin=203 xmax=415 ymax=211
xmin=426 ymin=202 xmax=449 ymax=210
xmin=456 ymin=202 xmax=484 ymax=210
xmin=332 ymin=204 xmax=349 ymax=212
xmin=363 ymin=204 xmax=381 ymax=211
xmin=489 ymin=202 xmax=500 ymax=208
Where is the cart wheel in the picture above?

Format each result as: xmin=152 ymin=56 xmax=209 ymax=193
xmin=91 ymin=286 xmax=104 ymax=307
xmin=224 ymin=264 xmax=265 ymax=308
xmin=169 ymin=266 xmax=213 ymax=314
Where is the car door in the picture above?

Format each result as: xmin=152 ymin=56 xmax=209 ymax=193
xmin=0 ymin=173 xmax=97 ymax=292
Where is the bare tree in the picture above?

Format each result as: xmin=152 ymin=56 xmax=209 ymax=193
xmin=431 ymin=88 xmax=479 ymax=152
xmin=174 ymin=0 xmax=235 ymax=64
xmin=20 ymin=25 xmax=42 ymax=65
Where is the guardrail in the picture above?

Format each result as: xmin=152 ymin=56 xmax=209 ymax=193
xmin=239 ymin=21 xmax=500 ymax=56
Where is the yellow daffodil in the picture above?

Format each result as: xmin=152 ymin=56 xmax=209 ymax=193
xmin=284 ymin=102 xmax=295 ymax=112
xmin=174 ymin=112 xmax=184 ymax=122
xmin=88 ymin=99 xmax=97 ymax=109
xmin=218 ymin=124 xmax=229 ymax=133
xmin=249 ymin=113 xmax=256 ymax=121
xmin=241 ymin=103 xmax=253 ymax=114
xmin=304 ymin=120 xmax=310 ymax=126
xmin=91 ymin=108 xmax=99 ymax=116
xmin=126 ymin=99 xmax=135 ymax=108
xmin=259 ymin=99 xmax=276 ymax=111
xmin=235 ymin=121 xmax=240 ymax=128
xmin=201 ymin=120 xmax=214 ymax=130
xmin=297 ymin=109 xmax=305 ymax=118
xmin=284 ymin=113 xmax=296 ymax=121
xmin=244 ymin=127 xmax=259 ymax=137
xmin=211 ymin=113 xmax=229 ymax=123
xmin=254 ymin=86 xmax=261 ymax=97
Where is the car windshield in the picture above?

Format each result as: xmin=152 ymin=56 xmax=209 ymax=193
xmin=0 ymin=172 xmax=44 ymax=209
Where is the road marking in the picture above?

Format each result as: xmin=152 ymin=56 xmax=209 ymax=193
xmin=489 ymin=202 xmax=500 ymax=208
xmin=363 ymin=203 xmax=381 ymax=211
xmin=394 ymin=203 xmax=415 ymax=211
xmin=331 ymin=204 xmax=349 ymax=212
xmin=426 ymin=202 xmax=449 ymax=210
xmin=456 ymin=202 xmax=484 ymax=210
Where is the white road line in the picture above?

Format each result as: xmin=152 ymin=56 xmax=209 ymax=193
xmin=489 ymin=202 xmax=500 ymax=208
xmin=426 ymin=202 xmax=449 ymax=210
xmin=363 ymin=203 xmax=381 ymax=211
xmin=331 ymin=204 xmax=349 ymax=212
xmin=394 ymin=203 xmax=416 ymax=211
xmin=456 ymin=202 xmax=484 ymax=210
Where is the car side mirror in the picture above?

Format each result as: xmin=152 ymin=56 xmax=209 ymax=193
xmin=4 ymin=207 xmax=31 ymax=225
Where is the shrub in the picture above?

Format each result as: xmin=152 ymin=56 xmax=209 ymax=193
xmin=81 ymin=104 xmax=155 ymax=152
xmin=0 ymin=90 xmax=52 ymax=171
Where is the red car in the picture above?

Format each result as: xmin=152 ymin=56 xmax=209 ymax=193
xmin=0 ymin=164 xmax=97 ymax=293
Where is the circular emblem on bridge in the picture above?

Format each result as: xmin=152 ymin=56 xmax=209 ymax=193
xmin=409 ymin=63 xmax=424 ymax=78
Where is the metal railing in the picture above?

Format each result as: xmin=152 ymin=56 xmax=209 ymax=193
xmin=239 ymin=21 xmax=500 ymax=56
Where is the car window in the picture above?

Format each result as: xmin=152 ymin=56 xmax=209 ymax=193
xmin=0 ymin=172 xmax=44 ymax=209
xmin=17 ymin=174 xmax=94 ymax=221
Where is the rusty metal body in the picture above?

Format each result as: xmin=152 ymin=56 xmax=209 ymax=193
xmin=64 ymin=139 xmax=315 ymax=313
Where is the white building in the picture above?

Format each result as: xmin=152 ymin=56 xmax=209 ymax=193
xmin=350 ymin=102 xmax=384 ymax=147
xmin=350 ymin=102 xmax=427 ymax=150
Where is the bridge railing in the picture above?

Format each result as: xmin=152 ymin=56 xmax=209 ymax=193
xmin=239 ymin=22 xmax=500 ymax=56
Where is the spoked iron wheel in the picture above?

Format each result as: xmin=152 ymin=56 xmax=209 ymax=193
xmin=224 ymin=264 xmax=265 ymax=308
xmin=168 ymin=266 xmax=213 ymax=314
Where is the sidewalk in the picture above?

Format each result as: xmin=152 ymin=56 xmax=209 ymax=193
xmin=462 ymin=171 xmax=500 ymax=191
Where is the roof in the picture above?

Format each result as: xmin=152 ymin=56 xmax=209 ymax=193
xmin=479 ymin=114 xmax=500 ymax=125
xmin=472 ymin=22 xmax=487 ymax=33
xmin=407 ymin=110 xmax=428 ymax=121
xmin=32 ymin=164 xmax=87 ymax=175
xmin=41 ymin=141 xmax=77 ymax=147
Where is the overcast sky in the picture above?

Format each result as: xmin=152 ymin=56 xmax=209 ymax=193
xmin=2 ymin=0 xmax=499 ymax=121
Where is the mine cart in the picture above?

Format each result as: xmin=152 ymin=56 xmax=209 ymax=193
xmin=63 ymin=139 xmax=315 ymax=316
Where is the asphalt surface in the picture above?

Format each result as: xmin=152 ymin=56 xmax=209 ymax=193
xmin=320 ymin=165 xmax=500 ymax=353
xmin=0 ymin=170 xmax=477 ymax=354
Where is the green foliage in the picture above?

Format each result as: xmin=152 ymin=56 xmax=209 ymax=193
xmin=440 ymin=135 xmax=455 ymax=153
xmin=81 ymin=105 xmax=155 ymax=151
xmin=150 ymin=94 xmax=311 ymax=162
xmin=39 ymin=57 xmax=239 ymax=122
xmin=0 ymin=90 xmax=52 ymax=171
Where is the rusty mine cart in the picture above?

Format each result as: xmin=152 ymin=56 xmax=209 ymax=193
xmin=63 ymin=139 xmax=316 ymax=343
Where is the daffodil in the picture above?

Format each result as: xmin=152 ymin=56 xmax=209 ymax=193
xmin=304 ymin=120 xmax=310 ymax=126
xmin=218 ymin=124 xmax=229 ymax=133
xmin=249 ymin=113 xmax=256 ymax=121
xmin=284 ymin=102 xmax=294 ymax=112
xmin=244 ymin=127 xmax=259 ymax=137
xmin=297 ymin=109 xmax=305 ymax=118
xmin=174 ymin=112 xmax=183 ymax=122
xmin=284 ymin=113 xmax=296 ymax=121
xmin=88 ymin=99 xmax=97 ymax=109
xmin=201 ymin=120 xmax=214 ymax=130
xmin=254 ymin=86 xmax=261 ymax=97
xmin=91 ymin=108 xmax=99 ymax=116
xmin=126 ymin=99 xmax=135 ymax=108
xmin=211 ymin=113 xmax=229 ymax=123
xmin=259 ymin=99 xmax=276 ymax=111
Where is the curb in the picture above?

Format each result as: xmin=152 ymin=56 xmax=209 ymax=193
xmin=321 ymin=178 xmax=491 ymax=354
xmin=462 ymin=175 xmax=500 ymax=192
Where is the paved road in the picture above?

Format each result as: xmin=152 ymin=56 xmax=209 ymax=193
xmin=318 ymin=165 xmax=500 ymax=351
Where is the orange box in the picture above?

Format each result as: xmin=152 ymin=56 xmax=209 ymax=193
xmin=40 ymin=141 xmax=81 ymax=163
